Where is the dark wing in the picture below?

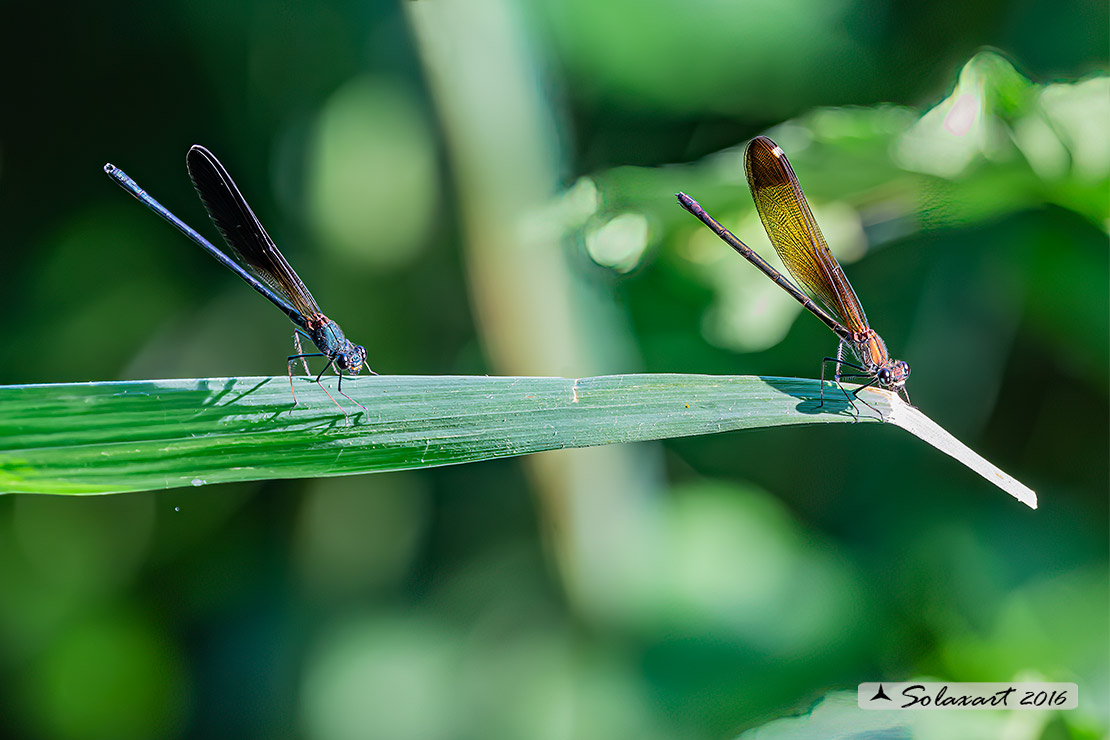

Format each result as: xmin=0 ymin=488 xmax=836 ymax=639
xmin=186 ymin=145 xmax=323 ymax=319
xmin=745 ymin=136 xmax=870 ymax=332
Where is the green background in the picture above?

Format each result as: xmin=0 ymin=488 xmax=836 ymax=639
xmin=0 ymin=1 xmax=1106 ymax=738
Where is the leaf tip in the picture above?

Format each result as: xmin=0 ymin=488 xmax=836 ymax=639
xmin=887 ymin=397 xmax=1038 ymax=509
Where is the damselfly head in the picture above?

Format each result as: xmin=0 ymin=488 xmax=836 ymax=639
xmin=878 ymin=360 xmax=910 ymax=395
xmin=338 ymin=344 xmax=367 ymax=374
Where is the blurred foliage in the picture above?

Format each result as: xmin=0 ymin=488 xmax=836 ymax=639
xmin=0 ymin=1 xmax=1106 ymax=740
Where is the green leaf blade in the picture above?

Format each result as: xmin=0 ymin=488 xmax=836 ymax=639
xmin=1 ymin=374 xmax=863 ymax=494
xmin=1 ymin=374 xmax=1034 ymax=509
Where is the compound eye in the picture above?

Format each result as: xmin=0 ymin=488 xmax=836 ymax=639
xmin=878 ymin=367 xmax=891 ymax=383
xmin=899 ymin=361 xmax=910 ymax=377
